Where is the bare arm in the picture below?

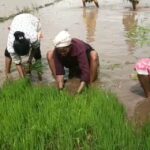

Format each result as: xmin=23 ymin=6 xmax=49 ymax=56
xmin=27 ymin=48 xmax=35 ymax=73
xmin=76 ymin=51 xmax=90 ymax=93
xmin=16 ymin=64 xmax=25 ymax=78
xmin=77 ymin=81 xmax=86 ymax=94
xmin=56 ymin=75 xmax=64 ymax=90
xmin=9 ymin=53 xmax=26 ymax=78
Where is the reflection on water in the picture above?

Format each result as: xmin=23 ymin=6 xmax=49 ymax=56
xmin=122 ymin=12 xmax=138 ymax=53
xmin=83 ymin=8 xmax=98 ymax=43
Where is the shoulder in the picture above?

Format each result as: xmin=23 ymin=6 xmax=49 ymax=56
xmin=71 ymin=38 xmax=89 ymax=53
xmin=72 ymin=38 xmax=85 ymax=45
xmin=72 ymin=38 xmax=90 ymax=48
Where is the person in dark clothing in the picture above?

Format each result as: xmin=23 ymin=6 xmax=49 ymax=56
xmin=47 ymin=30 xmax=99 ymax=94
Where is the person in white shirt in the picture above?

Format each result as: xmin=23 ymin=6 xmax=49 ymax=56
xmin=5 ymin=13 xmax=42 ymax=79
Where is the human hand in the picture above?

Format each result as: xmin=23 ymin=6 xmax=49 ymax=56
xmin=38 ymin=32 xmax=43 ymax=41
xmin=77 ymin=81 xmax=86 ymax=94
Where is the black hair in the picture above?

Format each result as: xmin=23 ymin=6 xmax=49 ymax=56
xmin=13 ymin=31 xmax=30 ymax=56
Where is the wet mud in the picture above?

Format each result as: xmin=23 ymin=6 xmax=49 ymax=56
xmin=134 ymin=99 xmax=150 ymax=125
xmin=0 ymin=0 xmax=150 ymax=124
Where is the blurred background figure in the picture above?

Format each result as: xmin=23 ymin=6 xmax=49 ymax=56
xmin=82 ymin=0 xmax=99 ymax=8
xmin=129 ymin=0 xmax=139 ymax=10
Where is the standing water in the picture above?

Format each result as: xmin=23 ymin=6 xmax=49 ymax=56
xmin=0 ymin=0 xmax=150 ymax=122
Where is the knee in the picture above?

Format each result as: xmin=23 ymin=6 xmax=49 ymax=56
xmin=47 ymin=51 xmax=54 ymax=61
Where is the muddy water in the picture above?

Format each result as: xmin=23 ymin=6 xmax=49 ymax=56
xmin=0 ymin=0 xmax=150 ymax=123
xmin=0 ymin=0 xmax=55 ymax=17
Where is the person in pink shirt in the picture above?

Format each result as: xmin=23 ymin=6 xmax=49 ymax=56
xmin=47 ymin=30 xmax=99 ymax=94
xmin=134 ymin=58 xmax=150 ymax=98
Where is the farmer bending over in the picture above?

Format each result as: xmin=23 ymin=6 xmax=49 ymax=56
xmin=5 ymin=13 xmax=42 ymax=79
xmin=47 ymin=30 xmax=99 ymax=93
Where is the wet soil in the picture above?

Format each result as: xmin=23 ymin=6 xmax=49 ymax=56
xmin=0 ymin=0 xmax=150 ymax=124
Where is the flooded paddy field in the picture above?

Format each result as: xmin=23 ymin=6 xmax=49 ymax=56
xmin=0 ymin=0 xmax=150 ymax=123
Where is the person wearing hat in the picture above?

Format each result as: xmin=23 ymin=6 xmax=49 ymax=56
xmin=82 ymin=0 xmax=99 ymax=8
xmin=47 ymin=30 xmax=99 ymax=94
xmin=5 ymin=13 xmax=42 ymax=79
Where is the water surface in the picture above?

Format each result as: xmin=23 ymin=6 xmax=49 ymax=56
xmin=0 ymin=0 xmax=150 ymax=122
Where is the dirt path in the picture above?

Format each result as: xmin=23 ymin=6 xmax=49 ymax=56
xmin=0 ymin=0 xmax=150 ymax=123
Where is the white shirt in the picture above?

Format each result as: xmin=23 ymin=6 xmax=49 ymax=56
xmin=7 ymin=13 xmax=41 ymax=64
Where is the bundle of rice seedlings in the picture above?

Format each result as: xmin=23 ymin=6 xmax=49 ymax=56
xmin=31 ymin=60 xmax=44 ymax=75
xmin=23 ymin=60 xmax=44 ymax=81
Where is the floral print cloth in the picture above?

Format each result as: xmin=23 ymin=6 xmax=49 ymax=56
xmin=134 ymin=58 xmax=150 ymax=75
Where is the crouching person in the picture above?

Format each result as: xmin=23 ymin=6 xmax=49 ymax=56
xmin=5 ymin=13 xmax=42 ymax=80
xmin=134 ymin=58 xmax=150 ymax=98
xmin=47 ymin=30 xmax=99 ymax=94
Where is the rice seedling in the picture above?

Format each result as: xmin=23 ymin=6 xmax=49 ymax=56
xmin=127 ymin=25 xmax=150 ymax=47
xmin=0 ymin=79 xmax=150 ymax=149
xmin=23 ymin=60 xmax=45 ymax=81
xmin=30 ymin=60 xmax=44 ymax=75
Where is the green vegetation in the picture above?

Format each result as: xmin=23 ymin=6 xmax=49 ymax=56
xmin=31 ymin=60 xmax=44 ymax=75
xmin=23 ymin=60 xmax=44 ymax=75
xmin=127 ymin=25 xmax=150 ymax=47
xmin=0 ymin=79 xmax=150 ymax=149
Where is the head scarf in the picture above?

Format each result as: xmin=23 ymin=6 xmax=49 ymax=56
xmin=53 ymin=30 xmax=71 ymax=48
